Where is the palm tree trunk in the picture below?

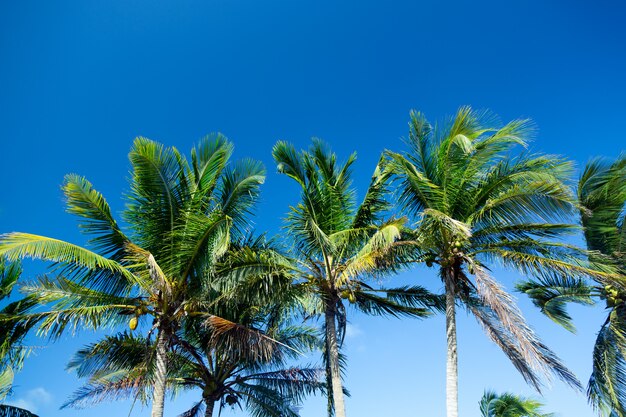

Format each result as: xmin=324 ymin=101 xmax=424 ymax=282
xmin=204 ymin=400 xmax=215 ymax=417
xmin=444 ymin=270 xmax=459 ymax=417
xmin=151 ymin=328 xmax=169 ymax=417
xmin=325 ymin=304 xmax=347 ymax=417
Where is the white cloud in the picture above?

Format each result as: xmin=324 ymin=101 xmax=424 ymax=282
xmin=345 ymin=323 xmax=363 ymax=338
xmin=6 ymin=387 xmax=53 ymax=413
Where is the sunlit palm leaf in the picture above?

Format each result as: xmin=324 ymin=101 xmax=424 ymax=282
xmin=0 ymin=233 xmax=139 ymax=289
xmin=63 ymin=174 xmax=130 ymax=258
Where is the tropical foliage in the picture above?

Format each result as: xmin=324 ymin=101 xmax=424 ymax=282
xmin=518 ymin=154 xmax=626 ymax=416
xmin=0 ymin=113 xmax=624 ymax=417
xmin=273 ymin=139 xmax=443 ymax=417
xmin=0 ymin=135 xmax=268 ymax=417
xmin=479 ymin=391 xmax=552 ymax=417
xmin=56 ymin=233 xmax=324 ymax=417
xmin=386 ymin=107 xmax=615 ymax=417
xmin=63 ymin=311 xmax=325 ymax=417
xmin=0 ymin=258 xmax=38 ymax=417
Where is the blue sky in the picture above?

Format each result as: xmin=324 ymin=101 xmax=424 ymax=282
xmin=1 ymin=0 xmax=625 ymax=416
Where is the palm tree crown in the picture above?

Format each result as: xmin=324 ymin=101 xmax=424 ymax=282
xmin=63 ymin=295 xmax=325 ymax=417
xmin=273 ymin=139 xmax=442 ymax=417
xmin=479 ymin=391 xmax=552 ymax=417
xmin=387 ymin=107 xmax=613 ymax=417
xmin=519 ymin=154 xmax=626 ymax=417
xmin=0 ymin=135 xmax=266 ymax=417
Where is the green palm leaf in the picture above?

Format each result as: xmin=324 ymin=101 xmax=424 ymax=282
xmin=517 ymin=276 xmax=595 ymax=332
xmin=389 ymin=107 xmax=596 ymax=416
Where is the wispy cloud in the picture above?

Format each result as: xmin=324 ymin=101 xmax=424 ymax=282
xmin=6 ymin=387 xmax=53 ymax=413
xmin=345 ymin=323 xmax=363 ymax=338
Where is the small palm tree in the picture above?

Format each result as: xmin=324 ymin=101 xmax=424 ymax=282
xmin=387 ymin=107 xmax=613 ymax=417
xmin=63 ymin=318 xmax=324 ymax=417
xmin=0 ymin=135 xmax=266 ymax=417
xmin=479 ymin=391 xmax=552 ymax=417
xmin=518 ymin=154 xmax=626 ymax=416
xmin=273 ymin=139 xmax=443 ymax=417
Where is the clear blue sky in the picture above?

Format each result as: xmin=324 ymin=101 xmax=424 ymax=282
xmin=1 ymin=0 xmax=625 ymax=416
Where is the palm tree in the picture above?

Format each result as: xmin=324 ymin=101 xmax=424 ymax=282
xmin=63 ymin=316 xmax=324 ymax=417
xmin=386 ymin=107 xmax=614 ymax=417
xmin=0 ymin=135 xmax=266 ymax=417
xmin=60 ymin=233 xmax=325 ymax=417
xmin=60 ymin=236 xmax=325 ymax=417
xmin=518 ymin=154 xmax=626 ymax=416
xmin=272 ymin=139 xmax=443 ymax=417
xmin=479 ymin=391 xmax=552 ymax=417
xmin=0 ymin=258 xmax=39 ymax=417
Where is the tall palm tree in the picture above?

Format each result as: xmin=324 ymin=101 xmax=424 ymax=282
xmin=0 ymin=135 xmax=266 ymax=417
xmin=387 ymin=107 xmax=613 ymax=417
xmin=0 ymin=258 xmax=39 ymax=417
xmin=479 ymin=391 xmax=552 ymax=417
xmin=518 ymin=154 xmax=626 ymax=416
xmin=273 ymin=139 xmax=443 ymax=417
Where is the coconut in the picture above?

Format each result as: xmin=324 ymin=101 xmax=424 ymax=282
xmin=129 ymin=317 xmax=138 ymax=331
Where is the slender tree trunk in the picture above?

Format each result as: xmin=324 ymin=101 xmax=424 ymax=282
xmin=151 ymin=328 xmax=169 ymax=417
xmin=204 ymin=400 xmax=215 ymax=417
xmin=444 ymin=270 xmax=459 ymax=417
xmin=325 ymin=304 xmax=347 ymax=417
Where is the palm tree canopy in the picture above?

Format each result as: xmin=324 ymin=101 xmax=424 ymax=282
xmin=479 ymin=390 xmax=552 ymax=417
xmin=578 ymin=154 xmax=626 ymax=268
xmin=387 ymin=107 xmax=616 ymax=392
xmin=0 ymin=134 xmax=265 ymax=339
xmin=0 ymin=258 xmax=39 ymax=417
xmin=0 ymin=258 xmax=36 ymax=372
xmin=0 ymin=135 xmax=267 ymax=417
xmin=273 ymin=139 xmax=442 ymax=323
xmin=63 ymin=302 xmax=326 ymax=417
xmin=518 ymin=155 xmax=626 ymax=417
xmin=273 ymin=139 xmax=443 ymax=416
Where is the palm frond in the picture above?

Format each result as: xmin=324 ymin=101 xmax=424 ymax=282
xmin=219 ymin=158 xmax=265 ymax=233
xmin=516 ymin=276 xmax=595 ymax=332
xmin=479 ymin=389 xmax=553 ymax=417
xmin=189 ymin=133 xmax=232 ymax=201
xmin=0 ymin=368 xmax=14 ymax=401
xmin=588 ymin=307 xmax=626 ymax=417
xmin=62 ymin=376 xmax=149 ymax=409
xmin=0 ymin=233 xmax=140 ymax=290
xmin=0 ymin=404 xmax=39 ymax=417
xmin=125 ymin=137 xmax=190 ymax=255
xmin=177 ymin=401 xmax=205 ymax=417
xmin=67 ymin=332 xmax=151 ymax=380
xmin=579 ymin=155 xmax=626 ymax=268
xmin=350 ymin=283 xmax=441 ymax=318
xmin=273 ymin=141 xmax=308 ymax=186
xmin=340 ymin=219 xmax=405 ymax=282
xmin=241 ymin=367 xmax=326 ymax=403
xmin=172 ymin=212 xmax=232 ymax=283
xmin=473 ymin=267 xmax=581 ymax=391
xmin=63 ymin=174 xmax=130 ymax=258
xmin=235 ymin=382 xmax=299 ymax=417
xmin=352 ymin=156 xmax=392 ymax=228
xmin=204 ymin=316 xmax=291 ymax=363
xmin=385 ymin=149 xmax=442 ymax=215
